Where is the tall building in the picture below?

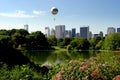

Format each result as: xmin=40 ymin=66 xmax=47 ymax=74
xmin=80 ymin=26 xmax=89 ymax=40
xmin=89 ymin=31 xmax=92 ymax=39
xmin=107 ymin=27 xmax=116 ymax=35
xmin=99 ymin=31 xmax=103 ymax=36
xmin=55 ymin=25 xmax=65 ymax=39
xmin=65 ymin=30 xmax=72 ymax=38
xmin=51 ymin=28 xmax=55 ymax=35
xmin=93 ymin=34 xmax=99 ymax=37
xmin=71 ymin=28 xmax=76 ymax=38
xmin=117 ymin=28 xmax=120 ymax=32
xmin=24 ymin=24 xmax=29 ymax=32
xmin=76 ymin=33 xmax=80 ymax=38
xmin=45 ymin=27 xmax=50 ymax=37
xmin=65 ymin=30 xmax=69 ymax=37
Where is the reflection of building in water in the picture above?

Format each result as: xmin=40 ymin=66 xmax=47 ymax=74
xmin=55 ymin=58 xmax=64 ymax=64
xmin=42 ymin=61 xmax=51 ymax=67
xmin=45 ymin=27 xmax=50 ymax=37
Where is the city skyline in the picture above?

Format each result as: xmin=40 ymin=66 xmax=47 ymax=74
xmin=46 ymin=25 xmax=120 ymax=40
xmin=0 ymin=0 xmax=120 ymax=35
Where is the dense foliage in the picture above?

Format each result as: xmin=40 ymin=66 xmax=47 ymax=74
xmin=104 ymin=32 xmax=120 ymax=50
xmin=89 ymin=36 xmax=104 ymax=50
xmin=70 ymin=38 xmax=90 ymax=50
xmin=0 ymin=29 xmax=120 ymax=50
xmin=48 ymin=51 xmax=120 ymax=80
xmin=0 ymin=29 xmax=120 ymax=79
xmin=0 ymin=64 xmax=48 ymax=80
xmin=0 ymin=51 xmax=120 ymax=80
xmin=0 ymin=29 xmax=50 ymax=50
xmin=47 ymin=35 xmax=57 ymax=46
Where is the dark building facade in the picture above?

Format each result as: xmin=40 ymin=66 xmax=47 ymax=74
xmin=71 ymin=28 xmax=76 ymax=38
xmin=117 ymin=28 xmax=120 ymax=32
xmin=80 ymin=26 xmax=89 ymax=40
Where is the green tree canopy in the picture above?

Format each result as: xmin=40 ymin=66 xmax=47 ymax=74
xmin=70 ymin=38 xmax=90 ymax=50
xmin=0 ymin=30 xmax=8 ymax=35
xmin=0 ymin=35 xmax=12 ymax=48
xmin=89 ymin=36 xmax=104 ymax=50
xmin=104 ymin=32 xmax=120 ymax=50
xmin=26 ymin=31 xmax=50 ymax=50
xmin=57 ymin=37 xmax=72 ymax=48
xmin=47 ymin=35 xmax=57 ymax=46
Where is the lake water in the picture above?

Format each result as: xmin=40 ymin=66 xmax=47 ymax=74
xmin=23 ymin=50 xmax=120 ymax=66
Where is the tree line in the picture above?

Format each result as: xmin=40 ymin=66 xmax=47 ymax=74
xmin=0 ymin=29 xmax=50 ymax=50
xmin=47 ymin=33 xmax=120 ymax=51
xmin=0 ymin=29 xmax=120 ymax=51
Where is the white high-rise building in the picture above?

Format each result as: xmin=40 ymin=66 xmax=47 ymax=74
xmin=24 ymin=24 xmax=29 ymax=32
xmin=107 ymin=27 xmax=116 ymax=35
xmin=55 ymin=25 xmax=65 ymax=39
xmin=45 ymin=27 xmax=50 ymax=37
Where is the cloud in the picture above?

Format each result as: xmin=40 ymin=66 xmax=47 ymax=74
xmin=0 ymin=10 xmax=35 ymax=18
xmin=33 ymin=10 xmax=46 ymax=15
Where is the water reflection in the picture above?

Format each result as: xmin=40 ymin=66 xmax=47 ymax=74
xmin=23 ymin=50 xmax=120 ymax=65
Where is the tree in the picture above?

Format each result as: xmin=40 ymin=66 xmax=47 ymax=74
xmin=95 ymin=40 xmax=104 ymax=50
xmin=70 ymin=38 xmax=90 ymax=50
xmin=62 ymin=38 xmax=71 ymax=46
xmin=0 ymin=30 xmax=8 ymax=35
xmin=12 ymin=32 xmax=25 ymax=48
xmin=89 ymin=36 xmax=103 ymax=50
xmin=7 ymin=29 xmax=29 ymax=36
xmin=104 ymin=33 xmax=120 ymax=50
xmin=0 ymin=35 xmax=12 ymax=48
xmin=26 ymin=31 xmax=50 ymax=50
xmin=47 ymin=35 xmax=57 ymax=46
xmin=16 ymin=29 xmax=29 ymax=37
xmin=57 ymin=38 xmax=72 ymax=48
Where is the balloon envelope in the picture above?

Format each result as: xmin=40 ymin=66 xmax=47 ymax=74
xmin=51 ymin=7 xmax=58 ymax=15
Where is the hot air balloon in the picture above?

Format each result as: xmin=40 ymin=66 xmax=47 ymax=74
xmin=51 ymin=7 xmax=58 ymax=15
xmin=51 ymin=7 xmax=58 ymax=21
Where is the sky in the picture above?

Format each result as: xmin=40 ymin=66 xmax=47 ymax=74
xmin=0 ymin=0 xmax=120 ymax=35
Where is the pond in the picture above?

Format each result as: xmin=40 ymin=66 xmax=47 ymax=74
xmin=23 ymin=50 xmax=120 ymax=66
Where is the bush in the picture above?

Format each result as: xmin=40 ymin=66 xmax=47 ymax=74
xmin=67 ymin=45 xmax=72 ymax=50
xmin=0 ymin=64 xmax=47 ymax=80
xmin=48 ymin=52 xmax=120 ymax=80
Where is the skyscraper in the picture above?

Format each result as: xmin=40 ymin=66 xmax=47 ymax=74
xmin=89 ymin=31 xmax=92 ymax=39
xmin=24 ymin=24 xmax=29 ymax=32
xmin=65 ymin=30 xmax=72 ymax=38
xmin=55 ymin=25 xmax=65 ymax=39
xmin=80 ymin=26 xmax=89 ymax=40
xmin=107 ymin=27 xmax=116 ymax=35
xmin=51 ymin=28 xmax=55 ymax=36
xmin=72 ymin=28 xmax=76 ymax=38
xmin=45 ymin=27 xmax=50 ymax=37
xmin=99 ymin=31 xmax=103 ymax=36
xmin=117 ymin=28 xmax=120 ymax=32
